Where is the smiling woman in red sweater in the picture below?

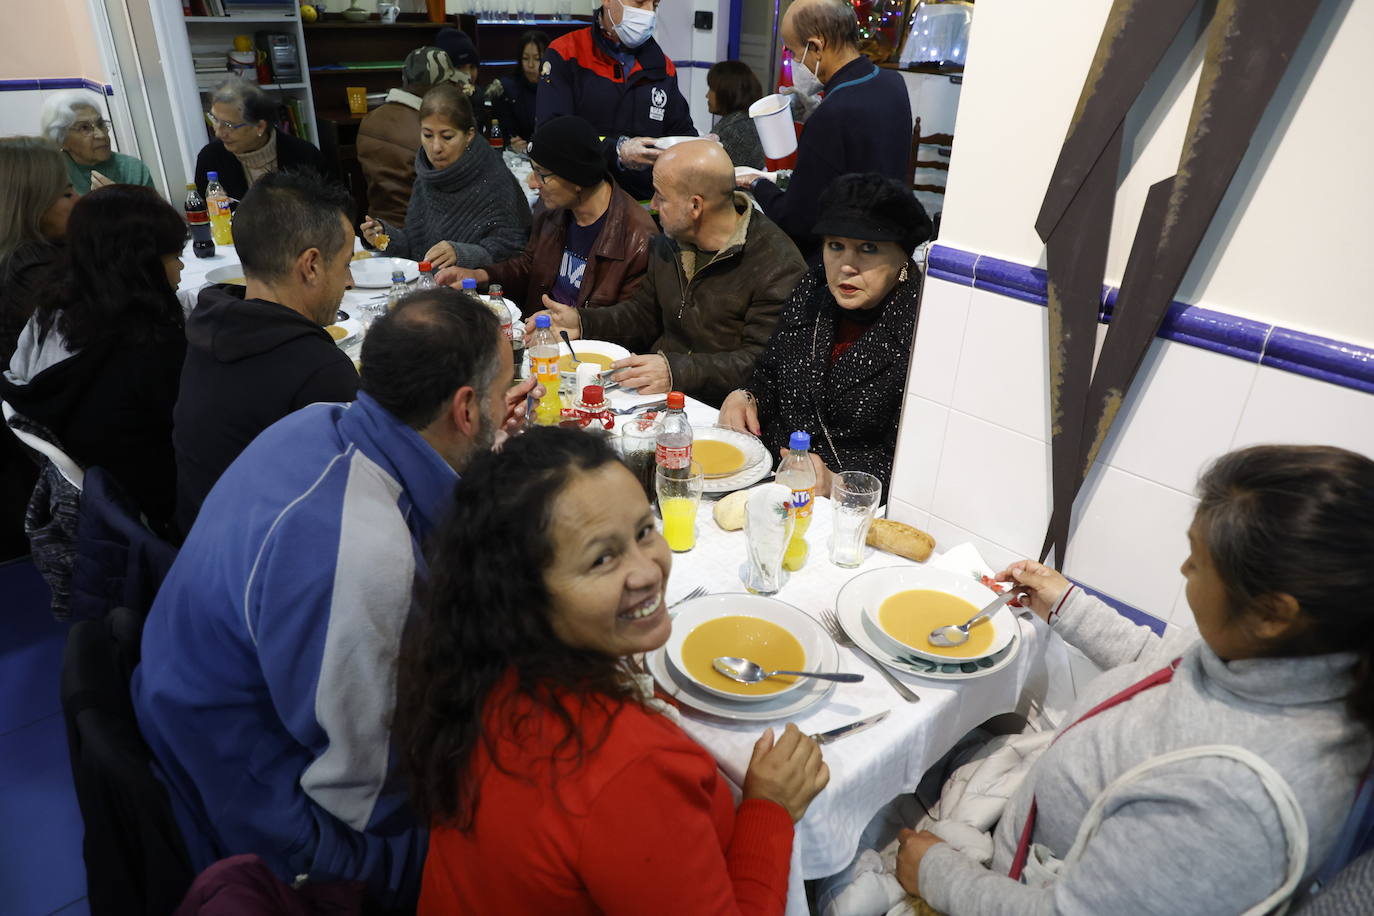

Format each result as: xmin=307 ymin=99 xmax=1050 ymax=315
xmin=396 ymin=426 xmax=829 ymax=915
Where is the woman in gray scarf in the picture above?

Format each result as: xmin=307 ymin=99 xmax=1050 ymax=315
xmin=362 ymin=83 xmax=530 ymax=269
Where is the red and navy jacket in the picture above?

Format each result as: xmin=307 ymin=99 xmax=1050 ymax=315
xmin=536 ymin=20 xmax=696 ymax=200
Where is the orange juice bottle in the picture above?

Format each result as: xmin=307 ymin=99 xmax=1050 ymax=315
xmin=527 ymin=314 xmax=563 ymax=426
xmin=779 ymin=430 xmax=815 ymax=570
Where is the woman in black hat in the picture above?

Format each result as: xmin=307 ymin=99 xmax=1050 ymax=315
xmin=719 ymin=173 xmax=933 ymax=496
xmin=437 ymin=115 xmax=659 ymax=318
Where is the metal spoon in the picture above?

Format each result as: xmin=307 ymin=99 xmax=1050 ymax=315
xmin=713 ymin=656 xmax=864 ymax=684
xmin=928 ymin=589 xmax=1021 ymax=647
xmin=559 ymin=330 xmax=579 ymax=363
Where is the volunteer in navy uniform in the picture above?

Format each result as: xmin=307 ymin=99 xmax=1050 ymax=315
xmin=535 ymin=0 xmax=697 ymax=201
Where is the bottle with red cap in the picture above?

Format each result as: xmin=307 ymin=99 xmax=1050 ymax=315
xmin=561 ymin=384 xmax=615 ymax=431
xmin=655 ymin=391 xmax=692 ymax=470
xmin=415 ymin=261 xmax=436 ymax=291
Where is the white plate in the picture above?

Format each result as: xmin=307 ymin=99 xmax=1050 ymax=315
xmin=324 ymin=317 xmax=363 ymax=347
xmin=554 ymin=339 xmax=631 ymax=390
xmin=655 ymin=135 xmax=698 ymax=150
xmin=664 ymin=594 xmax=831 ymax=702
xmin=734 ymin=165 xmax=780 ymax=184
xmin=834 ymin=577 xmax=1022 ymax=680
xmin=350 ymin=257 xmax=420 ymax=288
xmin=847 ymin=566 xmax=1015 ymax=662
xmin=205 ymin=264 xmax=245 ymax=285
xmin=693 ymin=425 xmax=767 ymax=477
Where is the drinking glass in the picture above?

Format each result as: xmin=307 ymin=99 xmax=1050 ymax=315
xmin=829 ymin=471 xmax=882 ymax=567
xmin=741 ymin=483 xmax=796 ymax=595
xmin=656 ymin=462 xmax=704 ymax=552
xmin=617 ymin=411 xmax=662 ymax=501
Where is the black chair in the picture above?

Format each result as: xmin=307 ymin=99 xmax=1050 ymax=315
xmin=69 ymin=467 xmax=178 ymax=621
xmin=61 ymin=607 xmax=194 ymax=915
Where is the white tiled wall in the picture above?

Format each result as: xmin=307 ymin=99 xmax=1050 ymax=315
xmin=889 ymin=275 xmax=1374 ymax=634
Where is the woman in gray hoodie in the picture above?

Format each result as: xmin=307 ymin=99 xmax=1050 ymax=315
xmin=360 ymin=83 xmax=530 ymax=270
xmin=897 ymin=444 xmax=1374 ymax=916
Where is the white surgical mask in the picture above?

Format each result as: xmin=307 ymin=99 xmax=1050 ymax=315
xmin=792 ymin=44 xmax=823 ymax=97
xmin=612 ymin=3 xmax=656 ymax=48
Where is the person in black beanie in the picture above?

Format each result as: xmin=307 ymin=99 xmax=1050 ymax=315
xmin=435 ymin=27 xmax=480 ymax=95
xmin=436 ymin=115 xmax=659 ymax=318
xmin=719 ymin=172 xmax=933 ymax=495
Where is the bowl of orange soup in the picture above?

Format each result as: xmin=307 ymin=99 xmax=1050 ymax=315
xmin=845 ymin=566 xmax=1017 ymax=662
xmin=665 ymin=594 xmax=830 ymax=701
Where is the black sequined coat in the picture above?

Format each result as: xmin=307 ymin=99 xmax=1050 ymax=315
xmin=747 ymin=263 xmax=922 ymax=493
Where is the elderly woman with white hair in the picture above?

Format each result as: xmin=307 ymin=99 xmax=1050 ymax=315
xmin=194 ymin=77 xmax=328 ymax=202
xmin=40 ymin=90 xmax=153 ymax=195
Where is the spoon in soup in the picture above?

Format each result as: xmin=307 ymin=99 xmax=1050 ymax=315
xmin=713 ymin=656 xmax=864 ymax=684
xmin=560 ymin=330 xmax=580 ymax=364
xmin=927 ymin=589 xmax=1022 ymax=647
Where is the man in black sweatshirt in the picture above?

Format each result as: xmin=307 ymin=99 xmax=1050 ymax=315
xmin=172 ymin=170 xmax=359 ymax=537
xmin=739 ymin=0 xmax=912 ymax=262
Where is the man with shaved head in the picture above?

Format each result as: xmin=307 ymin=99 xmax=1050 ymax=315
xmin=534 ymin=139 xmax=805 ymax=405
xmin=739 ymin=0 xmax=912 ymax=260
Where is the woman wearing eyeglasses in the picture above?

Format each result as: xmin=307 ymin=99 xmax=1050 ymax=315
xmin=40 ymin=91 xmax=154 ymax=196
xmin=436 ymin=115 xmax=658 ymax=316
xmin=193 ymin=78 xmax=329 ymax=202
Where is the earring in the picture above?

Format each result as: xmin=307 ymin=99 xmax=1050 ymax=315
xmin=898 ymin=264 xmax=909 ymax=283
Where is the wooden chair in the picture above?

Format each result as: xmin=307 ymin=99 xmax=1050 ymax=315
xmin=908 ymin=116 xmax=954 ymax=217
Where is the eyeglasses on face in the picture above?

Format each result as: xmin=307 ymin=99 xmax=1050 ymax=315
xmin=70 ymin=119 xmax=111 ymax=136
xmin=530 ymin=167 xmax=556 ymax=184
xmin=206 ymin=113 xmax=252 ymax=131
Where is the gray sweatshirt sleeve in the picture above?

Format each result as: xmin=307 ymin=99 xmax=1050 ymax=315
xmin=919 ymin=757 xmax=1292 ymax=916
xmin=1048 ymin=587 xmax=1191 ymax=671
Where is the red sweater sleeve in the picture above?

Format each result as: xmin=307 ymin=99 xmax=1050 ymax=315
xmin=575 ymin=746 xmax=794 ymax=916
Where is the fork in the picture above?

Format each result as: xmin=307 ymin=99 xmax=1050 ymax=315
xmin=820 ymin=608 xmax=921 ymax=703
xmin=668 ymin=585 xmax=707 ymax=617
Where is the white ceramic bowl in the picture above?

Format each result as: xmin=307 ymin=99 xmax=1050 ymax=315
xmin=654 ymin=135 xmax=698 ymax=150
xmin=665 ymin=594 xmax=830 ymax=702
xmin=844 ymin=566 xmax=1016 ymax=662
xmin=205 ymin=264 xmax=245 ymax=285
xmin=351 ymin=256 xmax=420 ymax=288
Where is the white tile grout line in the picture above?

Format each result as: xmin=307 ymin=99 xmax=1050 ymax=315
xmin=1226 ymin=325 xmax=1275 ymax=451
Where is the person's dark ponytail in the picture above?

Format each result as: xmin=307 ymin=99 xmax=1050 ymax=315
xmin=1197 ymin=445 xmax=1374 ymax=734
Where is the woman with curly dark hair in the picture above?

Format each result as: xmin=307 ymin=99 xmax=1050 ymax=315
xmin=1 ymin=183 xmax=187 ymax=532
xmin=719 ymin=172 xmax=933 ymax=496
xmin=396 ymin=426 xmax=829 ymax=914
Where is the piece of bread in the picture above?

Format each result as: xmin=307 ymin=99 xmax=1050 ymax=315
xmin=713 ymin=488 xmax=750 ymax=531
xmin=866 ymin=518 xmax=936 ymax=562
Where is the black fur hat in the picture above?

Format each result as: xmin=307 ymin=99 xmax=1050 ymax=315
xmin=811 ymin=172 xmax=934 ymax=253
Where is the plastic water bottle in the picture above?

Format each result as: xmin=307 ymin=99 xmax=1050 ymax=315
xmin=777 ymin=430 xmax=816 ymax=570
xmin=205 ymin=172 xmax=233 ymax=245
xmin=527 ymin=314 xmax=563 ymax=426
xmin=385 ymin=269 xmax=408 ymax=312
xmin=486 ymin=282 xmax=512 ymax=339
xmin=184 ymin=184 xmax=215 ymax=259
xmin=655 ymin=391 xmax=693 ymax=471
xmin=415 ymin=260 xmax=436 ymax=291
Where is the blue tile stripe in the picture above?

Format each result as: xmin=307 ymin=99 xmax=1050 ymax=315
xmin=929 ymin=244 xmax=1374 ymax=395
xmin=0 ymin=78 xmax=114 ymax=95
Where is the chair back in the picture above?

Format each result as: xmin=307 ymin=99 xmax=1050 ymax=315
xmin=70 ymin=467 xmax=178 ymax=621
xmin=61 ymin=607 xmax=194 ymax=915
xmin=3 ymin=399 xmax=83 ymax=490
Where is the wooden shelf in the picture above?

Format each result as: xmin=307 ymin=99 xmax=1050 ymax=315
xmin=309 ymin=66 xmax=403 ymax=74
xmin=185 ymin=14 xmax=299 ymax=24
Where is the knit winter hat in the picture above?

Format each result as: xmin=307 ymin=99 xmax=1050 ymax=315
xmin=528 ymin=116 xmax=606 ymax=188
xmin=435 ymin=27 xmax=479 ymax=68
xmin=402 ymin=47 xmax=457 ymax=90
xmin=811 ymin=172 xmax=934 ymax=253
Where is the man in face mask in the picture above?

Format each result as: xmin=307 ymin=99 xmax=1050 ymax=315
xmin=739 ymin=0 xmax=913 ymax=262
xmin=536 ymin=0 xmax=698 ymax=201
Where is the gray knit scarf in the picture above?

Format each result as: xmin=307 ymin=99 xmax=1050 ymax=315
xmin=384 ymin=138 xmax=531 ymax=268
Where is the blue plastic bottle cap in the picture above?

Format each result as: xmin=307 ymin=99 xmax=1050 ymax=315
xmin=207 ymin=171 xmax=218 ymax=179
xmin=460 ymin=278 xmax=477 ymax=290
xmin=391 ymin=270 xmax=404 ymax=280
xmin=535 ymin=314 xmax=551 ymax=328
xmin=789 ymin=430 xmax=811 ymax=451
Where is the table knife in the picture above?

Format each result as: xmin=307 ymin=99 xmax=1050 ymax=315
xmin=809 ymin=710 xmax=890 ymax=745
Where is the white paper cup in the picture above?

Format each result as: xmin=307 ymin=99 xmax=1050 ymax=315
xmin=748 ymin=93 xmax=797 ymax=159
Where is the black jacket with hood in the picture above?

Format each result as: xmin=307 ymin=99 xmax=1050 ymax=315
xmin=172 ymin=284 xmax=358 ymax=537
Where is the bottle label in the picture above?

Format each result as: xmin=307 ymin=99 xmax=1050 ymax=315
xmin=213 ymin=199 xmax=232 ymax=217
xmin=656 ymin=443 xmax=691 ymax=469
xmin=790 ymin=486 xmax=815 ymax=519
xmin=186 ymin=210 xmax=208 ymax=225
xmin=532 ymin=355 xmax=559 ymax=378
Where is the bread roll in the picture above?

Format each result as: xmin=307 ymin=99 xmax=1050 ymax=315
xmin=866 ymin=518 xmax=936 ymax=562
xmin=712 ymin=488 xmax=750 ymax=531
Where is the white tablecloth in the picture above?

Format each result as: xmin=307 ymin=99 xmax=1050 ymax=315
xmin=664 ymin=502 xmax=1057 ymax=916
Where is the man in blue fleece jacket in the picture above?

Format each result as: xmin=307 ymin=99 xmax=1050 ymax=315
xmin=133 ymin=288 xmax=531 ymax=907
